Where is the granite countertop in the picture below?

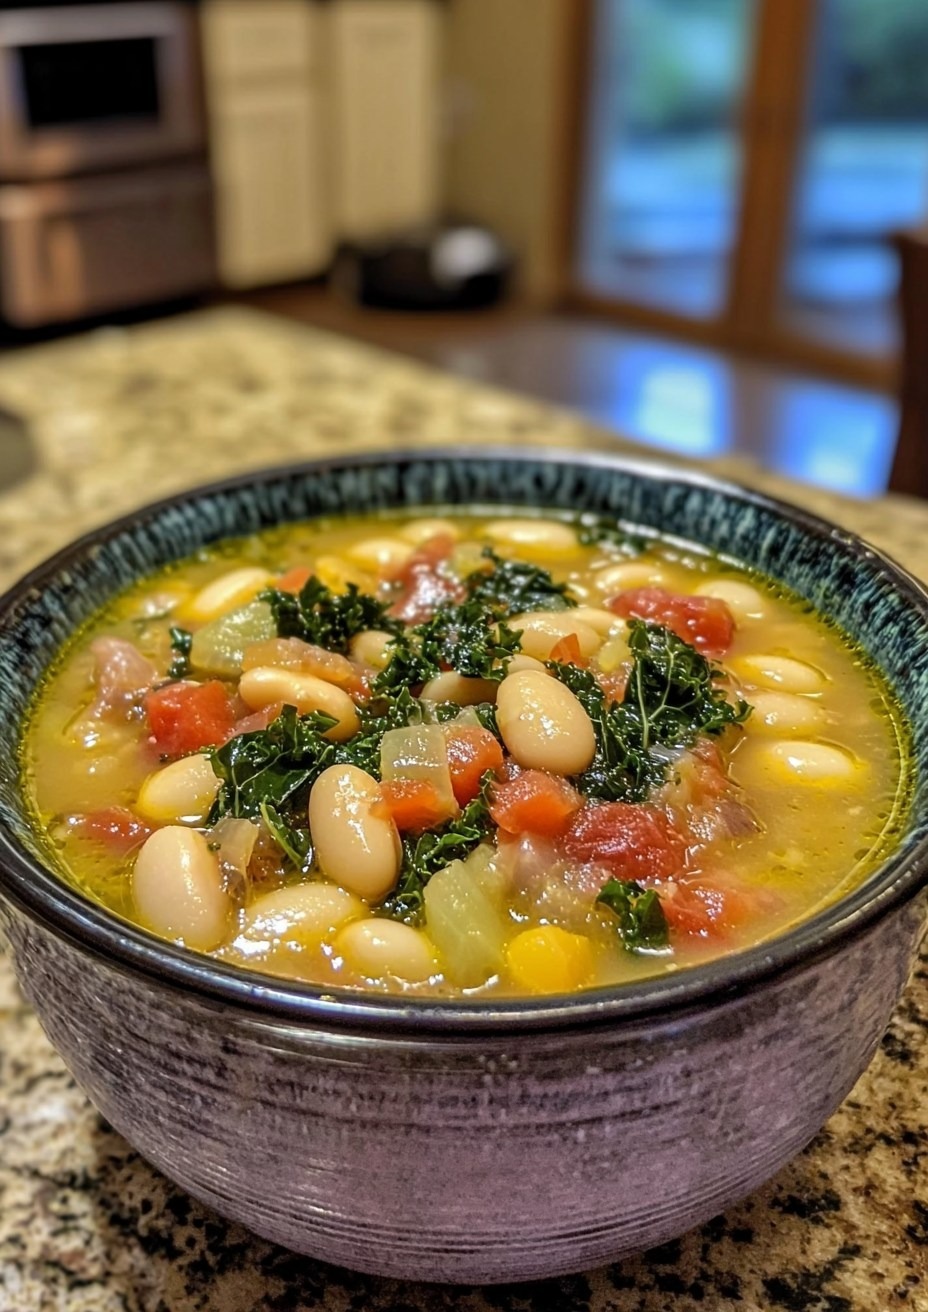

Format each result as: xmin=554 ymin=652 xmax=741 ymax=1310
xmin=0 ymin=308 xmax=925 ymax=1312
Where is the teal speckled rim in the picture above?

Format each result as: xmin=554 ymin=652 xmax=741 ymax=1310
xmin=1 ymin=448 xmax=927 ymax=1034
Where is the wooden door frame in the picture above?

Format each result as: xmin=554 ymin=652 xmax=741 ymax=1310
xmin=551 ymin=0 xmax=898 ymax=393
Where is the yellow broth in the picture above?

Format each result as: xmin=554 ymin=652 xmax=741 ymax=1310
xmin=21 ymin=510 xmax=912 ymax=997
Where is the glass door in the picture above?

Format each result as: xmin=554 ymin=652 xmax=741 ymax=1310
xmin=777 ymin=0 xmax=928 ymax=356
xmin=578 ymin=0 xmax=758 ymax=321
xmin=573 ymin=0 xmax=928 ymax=379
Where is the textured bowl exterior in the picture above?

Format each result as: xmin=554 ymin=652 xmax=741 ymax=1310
xmin=1 ymin=451 xmax=928 ymax=1282
xmin=4 ymin=895 xmax=924 ymax=1284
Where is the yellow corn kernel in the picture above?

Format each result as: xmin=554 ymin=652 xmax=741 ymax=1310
xmin=506 ymin=925 xmax=594 ymax=994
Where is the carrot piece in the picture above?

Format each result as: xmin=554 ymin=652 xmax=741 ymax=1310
xmin=274 ymin=565 xmax=313 ymax=593
xmin=379 ymin=779 xmax=458 ymax=832
xmin=549 ymin=632 xmax=585 ymax=666
xmin=489 ymin=770 xmax=583 ymax=837
xmin=444 ymin=726 xmax=505 ymax=805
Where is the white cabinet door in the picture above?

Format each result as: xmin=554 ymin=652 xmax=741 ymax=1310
xmin=201 ymin=0 xmax=318 ymax=85
xmin=210 ymin=82 xmax=331 ymax=287
xmin=328 ymin=0 xmax=441 ymax=239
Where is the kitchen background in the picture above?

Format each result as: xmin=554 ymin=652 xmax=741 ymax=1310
xmin=0 ymin=0 xmax=926 ymax=499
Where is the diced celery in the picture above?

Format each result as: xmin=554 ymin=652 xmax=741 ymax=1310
xmin=189 ymin=600 xmax=276 ymax=677
xmin=424 ymin=854 xmax=508 ymax=988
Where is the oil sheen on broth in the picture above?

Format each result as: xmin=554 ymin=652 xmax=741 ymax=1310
xmin=22 ymin=511 xmax=911 ymax=998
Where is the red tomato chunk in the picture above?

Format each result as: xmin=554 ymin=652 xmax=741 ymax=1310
xmin=145 ymin=680 xmax=235 ymax=756
xmin=490 ymin=770 xmax=583 ymax=838
xmin=607 ymin=587 xmax=735 ymax=656
xmin=388 ymin=534 xmax=465 ymax=624
xmin=564 ymin=802 xmax=687 ymax=883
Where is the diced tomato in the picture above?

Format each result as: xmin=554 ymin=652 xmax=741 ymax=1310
xmin=67 ymin=807 xmax=152 ymax=856
xmin=490 ymin=770 xmax=583 ymax=838
xmin=274 ymin=565 xmax=313 ymax=593
xmin=444 ymin=726 xmax=505 ymax=804
xmin=379 ymin=779 xmax=458 ymax=831
xmin=607 ymin=587 xmax=735 ymax=656
xmin=658 ymin=878 xmax=757 ymax=941
xmin=145 ymin=680 xmax=235 ymax=757
xmin=388 ymin=534 xmax=465 ymax=624
xmin=549 ymin=632 xmax=586 ymax=666
xmin=564 ymin=802 xmax=687 ymax=883
xmin=596 ymin=669 xmax=629 ymax=704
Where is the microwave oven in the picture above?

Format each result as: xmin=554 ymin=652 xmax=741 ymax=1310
xmin=0 ymin=2 xmax=206 ymax=180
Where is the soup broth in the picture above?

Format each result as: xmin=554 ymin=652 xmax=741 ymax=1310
xmin=22 ymin=510 xmax=911 ymax=997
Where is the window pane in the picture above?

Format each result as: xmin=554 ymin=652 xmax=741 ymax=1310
xmin=781 ymin=0 xmax=928 ymax=354
xmin=578 ymin=0 xmax=756 ymax=318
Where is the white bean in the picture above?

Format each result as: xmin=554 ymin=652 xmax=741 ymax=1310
xmin=133 ymin=826 xmax=231 ymax=951
xmin=308 ymin=765 xmax=401 ymax=900
xmin=420 ymin=671 xmax=498 ymax=705
xmin=496 ymin=669 xmax=596 ymax=774
xmin=694 ymin=578 xmax=767 ymax=621
xmin=570 ymin=606 xmax=626 ymax=636
xmin=511 ymin=612 xmax=601 ymax=662
xmin=733 ymin=653 xmax=827 ymax=694
xmin=185 ymin=568 xmax=271 ymax=622
xmin=485 ymin=519 xmax=579 ymax=558
xmin=743 ymin=691 xmax=828 ymax=738
xmin=740 ymin=739 xmax=866 ymax=787
xmin=592 ymin=561 xmax=672 ymax=593
xmin=505 ymin=653 xmax=548 ymax=675
xmin=136 ymin=753 xmax=220 ymax=825
xmin=239 ymin=666 xmax=359 ymax=740
xmin=335 ymin=918 xmax=437 ymax=983
xmin=346 ymin=536 xmax=413 ymax=572
xmin=349 ymin=629 xmax=396 ymax=670
xmin=233 ymin=882 xmax=364 ymax=957
xmin=399 ymin=518 xmax=461 ymax=545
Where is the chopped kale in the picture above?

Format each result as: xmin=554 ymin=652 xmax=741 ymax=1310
xmin=466 ymin=547 xmax=577 ymax=614
xmin=596 ymin=877 xmax=669 ymax=951
xmin=261 ymin=577 xmax=400 ymax=654
xmin=167 ymin=626 xmax=193 ymax=680
xmin=259 ymin=800 xmax=312 ymax=870
xmin=374 ymin=599 xmax=522 ymax=692
xmin=549 ymin=619 xmax=749 ymax=802
xmin=380 ymin=777 xmax=495 ymax=925
xmin=208 ymin=705 xmax=338 ymax=823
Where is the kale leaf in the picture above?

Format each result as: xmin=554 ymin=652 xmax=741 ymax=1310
xmin=596 ymin=877 xmax=669 ymax=951
xmin=374 ymin=599 xmax=522 ymax=692
xmin=259 ymin=800 xmax=312 ymax=870
xmin=549 ymin=619 xmax=749 ymax=802
xmin=208 ymin=704 xmax=338 ymax=823
xmin=380 ymin=777 xmax=496 ymax=925
xmin=167 ymin=626 xmax=193 ymax=680
xmin=466 ymin=547 xmax=577 ymax=614
xmin=261 ymin=577 xmax=400 ymax=654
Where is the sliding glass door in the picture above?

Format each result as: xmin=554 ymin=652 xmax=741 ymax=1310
xmin=573 ymin=0 xmax=928 ymax=382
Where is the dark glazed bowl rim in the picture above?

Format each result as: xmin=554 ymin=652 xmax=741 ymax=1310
xmin=1 ymin=447 xmax=927 ymax=1036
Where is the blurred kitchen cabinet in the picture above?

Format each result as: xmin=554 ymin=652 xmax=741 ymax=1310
xmin=201 ymin=0 xmax=332 ymax=287
xmin=328 ymin=0 xmax=441 ymax=239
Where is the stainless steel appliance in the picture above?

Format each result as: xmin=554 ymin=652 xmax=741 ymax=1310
xmin=0 ymin=2 xmax=215 ymax=326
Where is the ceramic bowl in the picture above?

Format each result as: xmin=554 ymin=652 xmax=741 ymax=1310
xmin=1 ymin=450 xmax=927 ymax=1285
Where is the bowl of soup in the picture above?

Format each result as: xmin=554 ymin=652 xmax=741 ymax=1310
xmin=0 ymin=449 xmax=926 ymax=1284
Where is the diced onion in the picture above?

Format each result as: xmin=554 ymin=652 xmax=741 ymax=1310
xmin=189 ymin=600 xmax=276 ymax=677
xmin=423 ymin=851 xmax=508 ymax=988
xmin=380 ymin=724 xmax=457 ymax=817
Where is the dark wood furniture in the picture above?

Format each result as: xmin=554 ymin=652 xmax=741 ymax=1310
xmin=890 ymin=230 xmax=928 ymax=498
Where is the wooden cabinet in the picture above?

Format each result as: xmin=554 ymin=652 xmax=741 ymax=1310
xmin=201 ymin=0 xmax=331 ymax=287
xmin=201 ymin=0 xmax=442 ymax=288
xmin=328 ymin=0 xmax=441 ymax=239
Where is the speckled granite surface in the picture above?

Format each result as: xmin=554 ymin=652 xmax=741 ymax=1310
xmin=0 ymin=308 xmax=925 ymax=1312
